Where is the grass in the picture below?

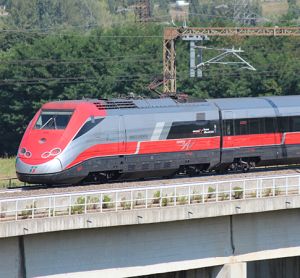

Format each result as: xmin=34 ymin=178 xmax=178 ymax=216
xmin=261 ymin=2 xmax=289 ymax=18
xmin=0 ymin=157 xmax=23 ymax=187
xmin=0 ymin=157 xmax=16 ymax=178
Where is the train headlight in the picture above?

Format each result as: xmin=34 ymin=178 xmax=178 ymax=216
xmin=41 ymin=152 xmax=50 ymax=159
xmin=25 ymin=151 xmax=32 ymax=158
xmin=41 ymin=148 xmax=61 ymax=159
xmin=51 ymin=148 xmax=61 ymax=156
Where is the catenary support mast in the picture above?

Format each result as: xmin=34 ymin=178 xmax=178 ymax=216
xmin=163 ymin=26 xmax=300 ymax=94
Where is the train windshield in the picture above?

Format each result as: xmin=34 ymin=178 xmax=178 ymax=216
xmin=35 ymin=110 xmax=74 ymax=130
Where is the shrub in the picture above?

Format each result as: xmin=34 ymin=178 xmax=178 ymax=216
xmin=87 ymin=196 xmax=99 ymax=210
xmin=207 ymin=186 xmax=216 ymax=199
xmin=250 ymin=191 xmax=257 ymax=198
xmin=153 ymin=190 xmax=161 ymax=204
xmin=120 ymin=197 xmax=131 ymax=210
xmin=102 ymin=195 xmax=112 ymax=209
xmin=177 ymin=196 xmax=188 ymax=205
xmin=233 ymin=186 xmax=243 ymax=199
xmin=219 ymin=193 xmax=229 ymax=201
xmin=275 ymin=189 xmax=281 ymax=196
xmin=264 ymin=188 xmax=272 ymax=197
xmin=135 ymin=192 xmax=143 ymax=206
xmin=191 ymin=191 xmax=202 ymax=203
xmin=71 ymin=196 xmax=85 ymax=214
xmin=162 ymin=195 xmax=169 ymax=207
xmin=21 ymin=202 xmax=37 ymax=219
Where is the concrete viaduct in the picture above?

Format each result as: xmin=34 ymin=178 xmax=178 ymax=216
xmin=1 ymin=174 xmax=300 ymax=278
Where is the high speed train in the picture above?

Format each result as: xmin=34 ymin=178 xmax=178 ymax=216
xmin=16 ymin=95 xmax=300 ymax=184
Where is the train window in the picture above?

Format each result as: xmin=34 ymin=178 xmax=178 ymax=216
xmin=291 ymin=116 xmax=300 ymax=132
xmin=224 ymin=117 xmax=276 ymax=136
xmin=73 ymin=118 xmax=103 ymax=140
xmin=223 ymin=120 xmax=234 ymax=136
xmin=234 ymin=119 xmax=248 ymax=135
xmin=278 ymin=117 xmax=290 ymax=132
xmin=248 ymin=118 xmax=261 ymax=134
xmin=167 ymin=120 xmax=219 ymax=139
xmin=35 ymin=110 xmax=73 ymax=130
xmin=264 ymin=118 xmax=275 ymax=133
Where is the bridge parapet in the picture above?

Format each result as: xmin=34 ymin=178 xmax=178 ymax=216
xmin=0 ymin=174 xmax=300 ymax=238
xmin=1 ymin=174 xmax=300 ymax=223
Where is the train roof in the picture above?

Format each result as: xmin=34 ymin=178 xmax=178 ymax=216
xmin=45 ymin=95 xmax=300 ymax=118
xmin=208 ymin=95 xmax=300 ymax=118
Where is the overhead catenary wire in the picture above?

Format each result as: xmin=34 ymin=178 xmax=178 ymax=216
xmin=0 ymin=68 xmax=297 ymax=86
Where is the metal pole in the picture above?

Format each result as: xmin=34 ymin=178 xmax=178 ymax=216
xmin=190 ymin=41 xmax=195 ymax=77
xmin=197 ymin=46 xmax=203 ymax=78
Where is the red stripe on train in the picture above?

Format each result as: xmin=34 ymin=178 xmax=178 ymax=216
xmin=66 ymin=132 xmax=300 ymax=169
xmin=66 ymin=137 xmax=220 ymax=169
xmin=223 ymin=133 xmax=282 ymax=148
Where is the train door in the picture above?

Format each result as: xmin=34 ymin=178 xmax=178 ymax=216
xmin=118 ymin=115 xmax=126 ymax=154
xmin=222 ymin=111 xmax=234 ymax=148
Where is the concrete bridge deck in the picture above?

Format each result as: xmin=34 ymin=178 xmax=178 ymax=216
xmin=1 ymin=174 xmax=300 ymax=277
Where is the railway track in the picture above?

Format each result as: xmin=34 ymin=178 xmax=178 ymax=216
xmin=1 ymin=165 xmax=300 ymax=199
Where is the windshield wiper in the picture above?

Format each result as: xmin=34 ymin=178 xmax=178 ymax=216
xmin=39 ymin=116 xmax=57 ymax=129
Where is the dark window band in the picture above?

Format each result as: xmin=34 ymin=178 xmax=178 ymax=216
xmin=73 ymin=118 xmax=103 ymax=140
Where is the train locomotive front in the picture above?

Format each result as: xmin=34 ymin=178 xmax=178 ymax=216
xmin=16 ymin=100 xmax=106 ymax=184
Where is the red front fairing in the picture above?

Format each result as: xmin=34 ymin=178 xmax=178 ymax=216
xmin=18 ymin=101 xmax=106 ymax=165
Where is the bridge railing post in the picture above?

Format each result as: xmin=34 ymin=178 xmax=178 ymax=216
xmin=188 ymin=185 xmax=191 ymax=204
xmin=32 ymin=199 xmax=35 ymax=219
xmin=285 ymin=177 xmax=288 ymax=196
xmin=229 ymin=183 xmax=232 ymax=201
xmin=243 ymin=180 xmax=246 ymax=199
xmin=174 ymin=187 xmax=176 ymax=206
xmin=100 ymin=193 xmax=103 ymax=213
xmin=53 ymin=197 xmax=56 ymax=217
xmin=260 ymin=179 xmax=263 ymax=198
xmin=131 ymin=191 xmax=133 ymax=210
xmin=145 ymin=189 xmax=148 ymax=208
xmin=115 ymin=192 xmax=118 ymax=212
xmin=202 ymin=184 xmax=204 ymax=203
xmin=84 ymin=195 xmax=87 ymax=214
xmin=48 ymin=198 xmax=51 ymax=217
xmin=68 ymin=196 xmax=71 ymax=215
xmin=216 ymin=184 xmax=219 ymax=202
xmin=15 ymin=200 xmax=18 ymax=221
